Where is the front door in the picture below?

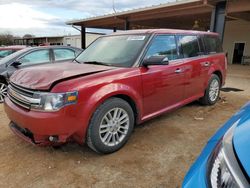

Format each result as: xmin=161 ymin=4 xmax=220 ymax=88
xmin=140 ymin=35 xmax=186 ymax=118
xmin=7 ymin=49 xmax=52 ymax=79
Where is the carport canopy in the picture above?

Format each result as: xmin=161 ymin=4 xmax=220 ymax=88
xmin=66 ymin=0 xmax=250 ymax=48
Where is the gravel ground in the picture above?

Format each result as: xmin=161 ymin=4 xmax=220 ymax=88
xmin=0 ymin=65 xmax=249 ymax=188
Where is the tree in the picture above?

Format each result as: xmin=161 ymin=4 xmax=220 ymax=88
xmin=0 ymin=33 xmax=14 ymax=46
xmin=23 ymin=34 xmax=34 ymax=38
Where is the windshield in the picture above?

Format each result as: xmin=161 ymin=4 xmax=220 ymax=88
xmin=75 ymin=34 xmax=150 ymax=67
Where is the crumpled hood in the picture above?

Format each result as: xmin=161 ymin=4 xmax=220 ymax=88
xmin=232 ymin=102 xmax=250 ymax=178
xmin=10 ymin=62 xmax=116 ymax=90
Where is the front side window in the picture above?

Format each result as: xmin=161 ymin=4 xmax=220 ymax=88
xmin=178 ymin=35 xmax=200 ymax=58
xmin=144 ymin=35 xmax=178 ymax=61
xmin=54 ymin=49 xmax=75 ymax=61
xmin=19 ymin=50 xmax=50 ymax=65
xmin=204 ymin=35 xmax=223 ymax=54
xmin=75 ymin=34 xmax=150 ymax=67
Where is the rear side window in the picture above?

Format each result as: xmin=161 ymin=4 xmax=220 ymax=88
xmin=203 ymin=35 xmax=223 ymax=54
xmin=145 ymin=35 xmax=178 ymax=61
xmin=178 ymin=35 xmax=200 ymax=58
xmin=54 ymin=49 xmax=75 ymax=61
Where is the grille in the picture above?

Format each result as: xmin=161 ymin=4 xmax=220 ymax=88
xmin=7 ymin=82 xmax=41 ymax=110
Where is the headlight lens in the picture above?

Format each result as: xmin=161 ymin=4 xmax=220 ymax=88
xmin=207 ymin=142 xmax=239 ymax=188
xmin=31 ymin=91 xmax=78 ymax=112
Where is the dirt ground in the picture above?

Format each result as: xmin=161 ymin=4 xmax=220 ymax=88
xmin=0 ymin=65 xmax=249 ymax=188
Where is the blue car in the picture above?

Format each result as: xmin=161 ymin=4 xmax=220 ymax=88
xmin=183 ymin=102 xmax=250 ymax=188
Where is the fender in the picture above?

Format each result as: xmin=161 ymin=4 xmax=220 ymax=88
xmin=71 ymin=82 xmax=143 ymax=142
xmin=85 ymin=83 xmax=143 ymax=122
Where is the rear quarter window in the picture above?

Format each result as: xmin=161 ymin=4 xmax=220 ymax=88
xmin=204 ymin=35 xmax=223 ymax=54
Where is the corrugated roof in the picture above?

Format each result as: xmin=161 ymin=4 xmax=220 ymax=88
xmin=66 ymin=0 xmax=202 ymax=25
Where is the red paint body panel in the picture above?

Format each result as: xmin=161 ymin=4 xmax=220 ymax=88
xmin=10 ymin=62 xmax=117 ymax=90
xmin=4 ymin=29 xmax=227 ymax=146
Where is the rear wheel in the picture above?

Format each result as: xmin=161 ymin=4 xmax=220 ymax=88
xmin=200 ymin=74 xmax=221 ymax=105
xmin=0 ymin=81 xmax=7 ymax=103
xmin=87 ymin=98 xmax=134 ymax=154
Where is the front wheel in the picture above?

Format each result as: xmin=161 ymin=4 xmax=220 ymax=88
xmin=0 ymin=81 xmax=7 ymax=103
xmin=87 ymin=98 xmax=134 ymax=154
xmin=200 ymin=74 xmax=221 ymax=105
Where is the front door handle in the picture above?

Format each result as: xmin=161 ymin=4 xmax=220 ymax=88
xmin=175 ymin=68 xmax=183 ymax=73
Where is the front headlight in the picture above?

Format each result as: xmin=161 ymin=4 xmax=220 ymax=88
xmin=207 ymin=119 xmax=249 ymax=188
xmin=207 ymin=141 xmax=239 ymax=188
xmin=31 ymin=91 xmax=78 ymax=112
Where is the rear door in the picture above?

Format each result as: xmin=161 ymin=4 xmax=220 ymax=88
xmin=177 ymin=35 xmax=208 ymax=100
xmin=141 ymin=34 xmax=188 ymax=117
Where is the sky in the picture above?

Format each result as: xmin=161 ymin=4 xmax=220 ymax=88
xmin=0 ymin=0 xmax=176 ymax=37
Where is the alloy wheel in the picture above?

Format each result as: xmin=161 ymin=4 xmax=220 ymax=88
xmin=99 ymin=107 xmax=130 ymax=147
xmin=209 ymin=79 xmax=220 ymax=102
xmin=0 ymin=83 xmax=7 ymax=103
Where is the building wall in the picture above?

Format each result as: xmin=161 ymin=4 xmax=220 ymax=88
xmin=223 ymin=20 xmax=250 ymax=64
xmin=63 ymin=33 xmax=102 ymax=48
xmin=47 ymin=38 xmax=63 ymax=45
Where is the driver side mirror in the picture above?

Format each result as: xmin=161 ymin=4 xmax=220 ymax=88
xmin=11 ymin=61 xmax=22 ymax=68
xmin=143 ymin=55 xmax=169 ymax=66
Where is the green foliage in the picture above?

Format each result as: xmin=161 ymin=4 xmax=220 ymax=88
xmin=0 ymin=33 xmax=14 ymax=46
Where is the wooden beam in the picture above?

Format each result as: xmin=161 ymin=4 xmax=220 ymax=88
xmin=227 ymin=0 xmax=250 ymax=14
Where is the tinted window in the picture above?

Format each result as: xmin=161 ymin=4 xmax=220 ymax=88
xmin=54 ymin=49 xmax=75 ymax=61
xmin=145 ymin=35 xmax=178 ymax=61
xmin=178 ymin=35 xmax=200 ymax=58
xmin=204 ymin=35 xmax=223 ymax=53
xmin=19 ymin=50 xmax=50 ymax=65
xmin=198 ymin=36 xmax=205 ymax=55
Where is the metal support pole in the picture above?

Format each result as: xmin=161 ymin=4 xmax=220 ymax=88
xmin=125 ymin=19 xmax=130 ymax=30
xmin=81 ymin=26 xmax=86 ymax=49
xmin=210 ymin=1 xmax=227 ymax=42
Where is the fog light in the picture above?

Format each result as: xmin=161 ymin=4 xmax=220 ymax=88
xmin=49 ymin=136 xmax=58 ymax=142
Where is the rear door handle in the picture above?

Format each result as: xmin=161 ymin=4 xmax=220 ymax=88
xmin=175 ymin=68 xmax=183 ymax=73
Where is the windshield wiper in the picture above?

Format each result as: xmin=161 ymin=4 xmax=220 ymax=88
xmin=83 ymin=61 xmax=111 ymax=66
xmin=74 ymin=59 xmax=81 ymax=64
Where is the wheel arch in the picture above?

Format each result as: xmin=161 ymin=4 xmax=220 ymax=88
xmin=212 ymin=70 xmax=223 ymax=87
xmin=107 ymin=94 xmax=139 ymax=125
xmin=0 ymin=75 xmax=7 ymax=84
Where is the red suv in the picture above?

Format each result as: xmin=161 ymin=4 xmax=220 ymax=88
xmin=4 ymin=29 xmax=227 ymax=154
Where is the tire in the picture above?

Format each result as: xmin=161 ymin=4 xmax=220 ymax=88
xmin=87 ymin=97 xmax=134 ymax=154
xmin=0 ymin=80 xmax=7 ymax=103
xmin=200 ymin=74 xmax=221 ymax=105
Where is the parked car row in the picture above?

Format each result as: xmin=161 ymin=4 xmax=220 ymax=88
xmin=0 ymin=46 xmax=82 ymax=102
xmin=3 ymin=29 xmax=248 ymax=187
